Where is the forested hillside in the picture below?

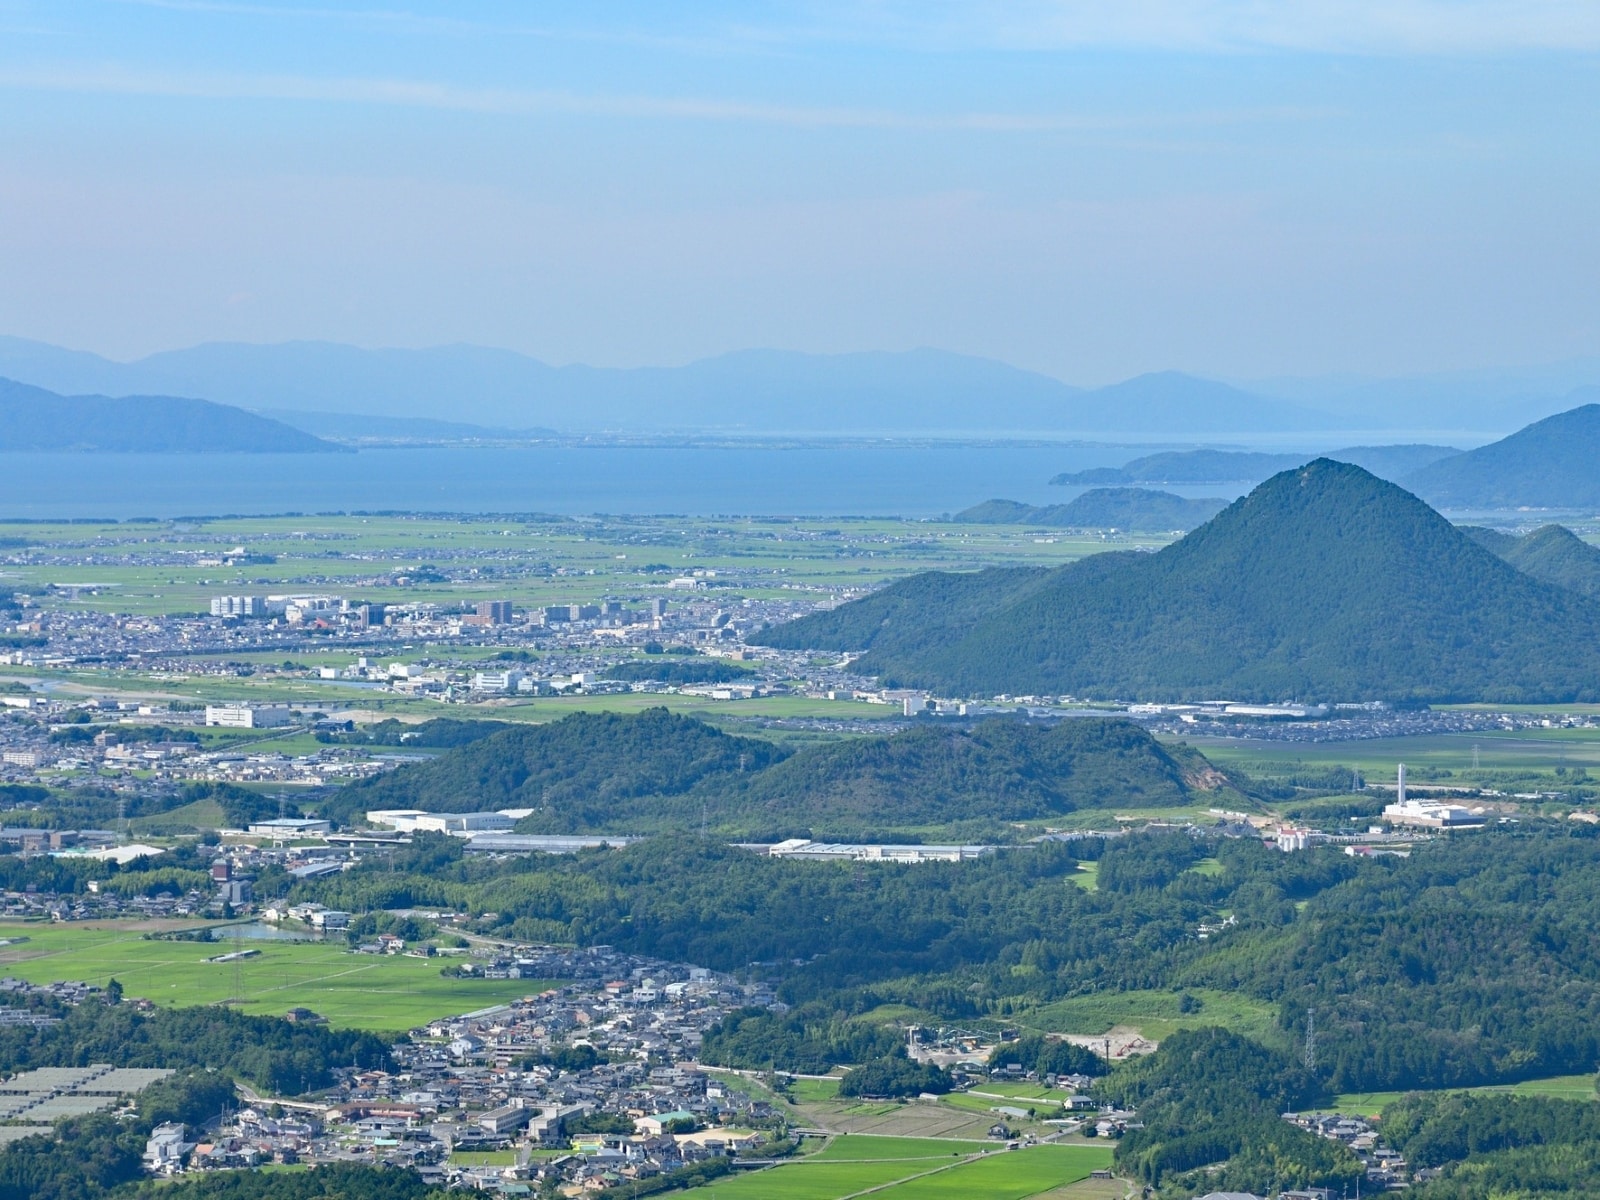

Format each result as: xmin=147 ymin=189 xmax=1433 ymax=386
xmin=954 ymin=488 xmax=1226 ymax=531
xmin=338 ymin=709 xmax=1230 ymax=836
xmin=327 ymin=709 xmax=786 ymax=826
xmin=1463 ymin=523 xmax=1600 ymax=599
xmin=0 ymin=377 xmax=341 ymax=453
xmin=1405 ymin=401 xmax=1600 ymax=508
xmin=755 ymin=460 xmax=1600 ymax=702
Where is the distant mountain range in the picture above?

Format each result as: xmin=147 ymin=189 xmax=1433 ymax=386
xmin=1402 ymin=402 xmax=1600 ymax=510
xmin=3 ymin=332 xmax=1598 ymax=443
xmin=956 ymin=489 xmax=1227 ymax=532
xmin=752 ymin=460 xmax=1600 ymax=703
xmin=1051 ymin=444 xmax=1460 ymax=486
xmin=254 ymin=409 xmax=557 ymax=444
xmin=0 ymin=337 xmax=1331 ymax=436
xmin=0 ymin=377 xmax=341 ymax=454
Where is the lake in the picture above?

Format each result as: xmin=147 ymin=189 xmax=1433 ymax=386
xmin=0 ymin=444 xmax=1245 ymax=520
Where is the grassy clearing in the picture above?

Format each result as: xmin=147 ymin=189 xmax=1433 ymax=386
xmin=1069 ymin=862 xmax=1098 ymax=890
xmin=129 ymin=798 xmax=228 ymax=833
xmin=449 ymin=1150 xmax=519 ymax=1166
xmin=1020 ymin=988 xmax=1279 ymax=1044
xmin=700 ymin=1069 xmax=787 ymax=1108
xmin=787 ymin=1077 xmax=842 ymax=1104
xmin=969 ymin=1083 xmax=1076 ymax=1102
xmin=1331 ymin=1073 xmax=1599 ymax=1117
xmin=0 ymin=922 xmax=553 ymax=1033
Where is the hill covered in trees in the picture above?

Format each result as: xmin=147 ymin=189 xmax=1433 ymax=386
xmin=753 ymin=460 xmax=1600 ymax=702
xmin=955 ymin=488 xmax=1226 ymax=531
xmin=1405 ymin=401 xmax=1600 ymax=508
xmin=336 ymin=708 xmax=1233 ymax=837
xmin=0 ymin=377 xmax=342 ymax=453
xmin=1461 ymin=523 xmax=1600 ymax=599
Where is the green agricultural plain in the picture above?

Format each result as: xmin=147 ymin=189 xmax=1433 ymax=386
xmin=0 ymin=512 xmax=1159 ymax=619
xmin=0 ymin=922 xmax=553 ymax=1033
xmin=683 ymin=1138 xmax=1113 ymax=1199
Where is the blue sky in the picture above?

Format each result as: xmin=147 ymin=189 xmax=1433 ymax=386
xmin=0 ymin=1 xmax=1597 ymax=383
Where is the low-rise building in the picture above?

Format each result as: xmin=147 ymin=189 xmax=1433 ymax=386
xmin=205 ymin=704 xmax=294 ymax=729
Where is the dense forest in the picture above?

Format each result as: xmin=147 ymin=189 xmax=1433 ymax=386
xmin=754 ymin=460 xmax=1600 ymax=702
xmin=336 ymin=708 xmax=1233 ymax=837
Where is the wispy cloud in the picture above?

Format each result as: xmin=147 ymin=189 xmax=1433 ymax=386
xmin=0 ymin=62 xmax=1333 ymax=131
xmin=763 ymin=1 xmax=1600 ymax=55
xmin=104 ymin=0 xmax=1600 ymax=55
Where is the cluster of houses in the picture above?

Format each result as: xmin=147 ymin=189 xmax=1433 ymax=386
xmin=1284 ymin=1111 xmax=1432 ymax=1189
xmin=136 ymin=946 xmax=787 ymax=1194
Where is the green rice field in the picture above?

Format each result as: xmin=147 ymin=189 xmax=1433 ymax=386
xmin=684 ymin=1138 xmax=1112 ymax=1199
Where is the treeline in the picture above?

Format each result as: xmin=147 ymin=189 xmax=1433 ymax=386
xmin=0 ymin=993 xmax=391 ymax=1094
xmin=602 ymin=659 xmax=752 ymax=684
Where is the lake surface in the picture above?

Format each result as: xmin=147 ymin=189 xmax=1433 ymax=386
xmin=0 ymin=444 xmax=1246 ymax=520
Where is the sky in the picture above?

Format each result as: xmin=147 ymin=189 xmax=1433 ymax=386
xmin=0 ymin=1 xmax=1597 ymax=384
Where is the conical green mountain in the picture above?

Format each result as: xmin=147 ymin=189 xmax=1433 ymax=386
xmin=754 ymin=460 xmax=1600 ymax=702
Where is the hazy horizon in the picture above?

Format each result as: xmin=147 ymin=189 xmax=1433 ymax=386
xmin=3 ymin=2 xmax=1598 ymax=390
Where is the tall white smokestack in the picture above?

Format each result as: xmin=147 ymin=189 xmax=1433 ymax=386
xmin=1397 ymin=762 xmax=1406 ymax=807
